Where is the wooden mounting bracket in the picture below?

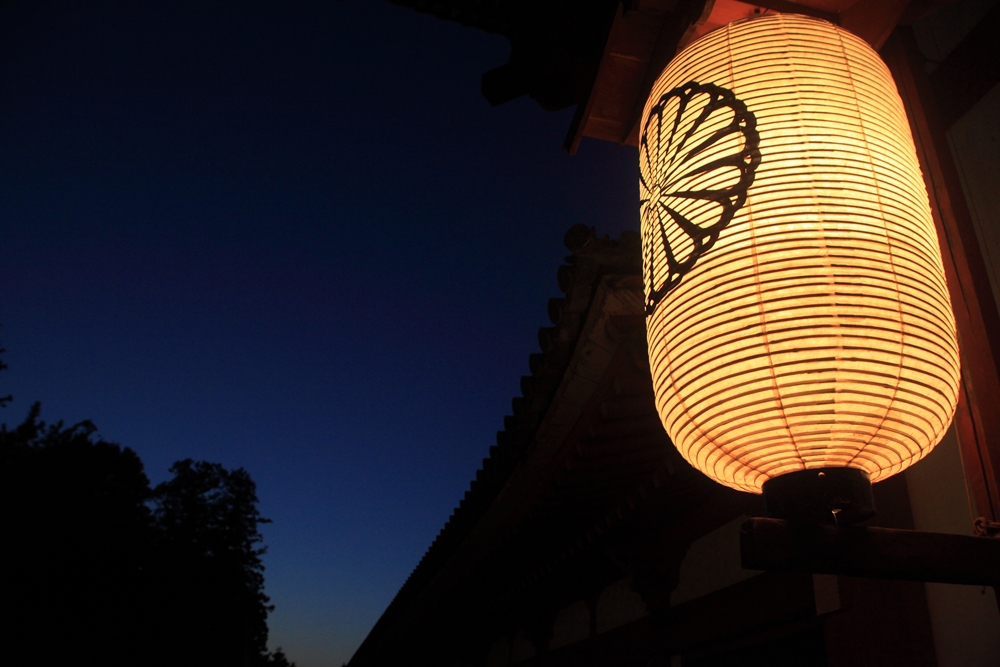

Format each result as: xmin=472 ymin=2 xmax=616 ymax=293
xmin=740 ymin=517 xmax=1000 ymax=587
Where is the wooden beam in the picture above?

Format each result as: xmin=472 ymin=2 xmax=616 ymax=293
xmin=840 ymin=0 xmax=912 ymax=50
xmin=929 ymin=1 xmax=1000 ymax=129
xmin=741 ymin=518 xmax=1000 ymax=586
xmin=753 ymin=0 xmax=838 ymax=23
xmin=563 ymin=1 xmax=627 ymax=154
xmin=882 ymin=29 xmax=1000 ymax=523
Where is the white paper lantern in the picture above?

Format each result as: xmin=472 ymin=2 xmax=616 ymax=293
xmin=640 ymin=14 xmax=960 ymax=494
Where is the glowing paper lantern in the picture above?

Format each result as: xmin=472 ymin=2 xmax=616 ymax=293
xmin=640 ymin=14 xmax=960 ymax=495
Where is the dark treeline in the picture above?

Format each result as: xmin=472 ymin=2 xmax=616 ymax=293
xmin=2 ymin=401 xmax=295 ymax=667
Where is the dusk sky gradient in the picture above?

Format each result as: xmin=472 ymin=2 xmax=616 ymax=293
xmin=0 ymin=2 xmax=639 ymax=665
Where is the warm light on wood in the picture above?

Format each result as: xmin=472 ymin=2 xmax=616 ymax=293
xmin=640 ymin=14 xmax=960 ymax=494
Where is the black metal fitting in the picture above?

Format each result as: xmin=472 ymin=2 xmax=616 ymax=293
xmin=762 ymin=467 xmax=875 ymax=525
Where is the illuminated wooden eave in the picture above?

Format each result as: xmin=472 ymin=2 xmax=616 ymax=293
xmin=564 ymin=0 xmax=932 ymax=154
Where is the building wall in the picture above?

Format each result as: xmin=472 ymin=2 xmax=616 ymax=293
xmin=948 ymin=84 xmax=1000 ymax=318
xmin=595 ymin=576 xmax=647 ymax=634
xmin=549 ymin=600 xmax=590 ymax=650
xmin=905 ymin=425 xmax=1000 ymax=667
xmin=906 ymin=3 xmax=1000 ymax=665
xmin=669 ymin=515 xmax=758 ymax=606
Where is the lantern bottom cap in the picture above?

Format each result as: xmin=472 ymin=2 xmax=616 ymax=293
xmin=762 ymin=467 xmax=875 ymax=525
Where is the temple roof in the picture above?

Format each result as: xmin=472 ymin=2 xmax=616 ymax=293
xmin=348 ymin=225 xmax=756 ymax=666
xmin=388 ymin=0 xmax=961 ymax=152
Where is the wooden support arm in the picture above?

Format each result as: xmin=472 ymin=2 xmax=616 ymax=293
xmin=740 ymin=518 xmax=1000 ymax=587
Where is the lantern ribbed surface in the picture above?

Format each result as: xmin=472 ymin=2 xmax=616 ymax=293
xmin=640 ymin=14 xmax=960 ymax=493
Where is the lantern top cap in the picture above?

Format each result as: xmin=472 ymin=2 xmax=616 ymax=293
xmin=681 ymin=12 xmax=866 ymax=56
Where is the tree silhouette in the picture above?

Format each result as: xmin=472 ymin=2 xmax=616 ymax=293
xmin=147 ymin=459 xmax=277 ymax=667
xmin=1 ymin=332 xmax=13 ymax=407
xmin=2 ymin=404 xmax=295 ymax=667
xmin=3 ymin=403 xmax=152 ymax=666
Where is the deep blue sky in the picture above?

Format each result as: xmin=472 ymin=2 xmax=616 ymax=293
xmin=0 ymin=1 xmax=638 ymax=664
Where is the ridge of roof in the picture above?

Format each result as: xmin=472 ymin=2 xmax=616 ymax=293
xmin=350 ymin=225 xmax=641 ymax=665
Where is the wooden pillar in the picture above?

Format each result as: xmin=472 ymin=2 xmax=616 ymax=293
xmin=881 ymin=28 xmax=1000 ymax=524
